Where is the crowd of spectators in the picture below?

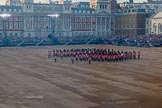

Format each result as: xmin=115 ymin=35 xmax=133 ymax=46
xmin=55 ymin=34 xmax=162 ymax=47
xmin=0 ymin=34 xmax=162 ymax=47
xmin=56 ymin=35 xmax=102 ymax=44
xmin=0 ymin=36 xmax=53 ymax=46
xmin=106 ymin=34 xmax=162 ymax=47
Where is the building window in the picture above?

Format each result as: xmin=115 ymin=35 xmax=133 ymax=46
xmin=97 ymin=23 xmax=100 ymax=29
xmin=15 ymin=33 xmax=18 ymax=37
xmin=146 ymin=20 xmax=148 ymax=24
xmin=28 ymin=33 xmax=31 ymax=37
xmin=83 ymin=17 xmax=85 ymax=22
xmin=106 ymin=24 xmax=109 ymax=30
xmin=19 ymin=23 xmax=23 ymax=29
xmin=131 ymin=24 xmax=133 ymax=28
xmin=88 ymin=24 xmax=90 ymax=29
xmin=14 ymin=23 xmax=18 ymax=29
xmin=9 ymin=23 xmax=13 ymax=29
xmin=105 ymin=5 xmax=107 ymax=9
xmin=129 ymin=24 xmax=131 ymax=28
xmin=88 ymin=17 xmax=90 ymax=22
xmin=102 ymin=17 xmax=105 ymax=22
xmin=125 ymin=24 xmax=127 ymax=28
xmin=80 ymin=17 xmax=82 ymax=22
xmin=92 ymin=17 xmax=95 ymax=21
xmin=100 ymin=24 xmax=102 ymax=30
xmin=121 ymin=24 xmax=123 ymax=28
xmin=93 ymin=24 xmax=95 ymax=29
xmin=77 ymin=23 xmax=79 ymax=29
xmin=10 ymin=33 xmax=12 ymax=37
xmin=72 ymin=24 xmax=74 ymax=29
xmin=79 ymin=23 xmax=82 ymax=29
xmin=106 ymin=17 xmax=109 ymax=22
xmin=102 ymin=24 xmax=105 ymax=29
xmin=65 ymin=24 xmax=69 ymax=29
xmin=153 ymin=23 xmax=157 ymax=34
xmin=97 ymin=17 xmax=100 ymax=22
xmin=0 ymin=22 xmax=2 ymax=29
xmin=158 ymin=23 xmax=161 ymax=34
xmin=122 ymin=24 xmax=124 ymax=29
xmin=83 ymin=23 xmax=86 ymax=29
xmin=75 ymin=24 xmax=77 ymax=29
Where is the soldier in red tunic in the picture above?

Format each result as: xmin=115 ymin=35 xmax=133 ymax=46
xmin=88 ymin=55 xmax=91 ymax=64
xmin=138 ymin=51 xmax=140 ymax=59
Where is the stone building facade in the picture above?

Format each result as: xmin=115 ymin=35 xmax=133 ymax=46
xmin=114 ymin=8 xmax=148 ymax=36
xmin=71 ymin=2 xmax=111 ymax=37
xmin=0 ymin=0 xmax=111 ymax=38
xmin=0 ymin=6 xmax=23 ymax=38
xmin=146 ymin=12 xmax=162 ymax=34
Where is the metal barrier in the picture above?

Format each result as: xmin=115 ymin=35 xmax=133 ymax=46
xmin=35 ymin=40 xmax=44 ymax=46
xmin=86 ymin=39 xmax=93 ymax=45
xmin=64 ymin=40 xmax=72 ymax=45
xmin=17 ymin=41 xmax=24 ymax=47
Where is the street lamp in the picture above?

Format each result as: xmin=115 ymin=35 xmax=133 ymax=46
xmin=48 ymin=14 xmax=59 ymax=18
xmin=0 ymin=13 xmax=11 ymax=18
xmin=47 ymin=14 xmax=59 ymax=44
xmin=48 ymin=14 xmax=59 ymax=36
xmin=0 ymin=13 xmax=11 ymax=46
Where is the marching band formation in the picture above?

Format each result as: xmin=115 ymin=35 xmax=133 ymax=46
xmin=48 ymin=48 xmax=140 ymax=64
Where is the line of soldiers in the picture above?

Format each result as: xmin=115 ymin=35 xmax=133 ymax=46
xmin=48 ymin=48 xmax=140 ymax=64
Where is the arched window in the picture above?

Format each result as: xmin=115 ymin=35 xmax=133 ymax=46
xmin=153 ymin=23 xmax=157 ymax=34
xmin=158 ymin=23 xmax=161 ymax=34
xmin=160 ymin=23 xmax=162 ymax=33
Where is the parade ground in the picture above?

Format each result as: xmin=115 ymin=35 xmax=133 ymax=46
xmin=0 ymin=45 xmax=162 ymax=108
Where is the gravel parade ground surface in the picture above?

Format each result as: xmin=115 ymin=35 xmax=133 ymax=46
xmin=0 ymin=45 xmax=162 ymax=108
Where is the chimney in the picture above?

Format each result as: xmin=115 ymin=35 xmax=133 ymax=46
xmin=147 ymin=0 xmax=152 ymax=3
xmin=129 ymin=0 xmax=133 ymax=4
